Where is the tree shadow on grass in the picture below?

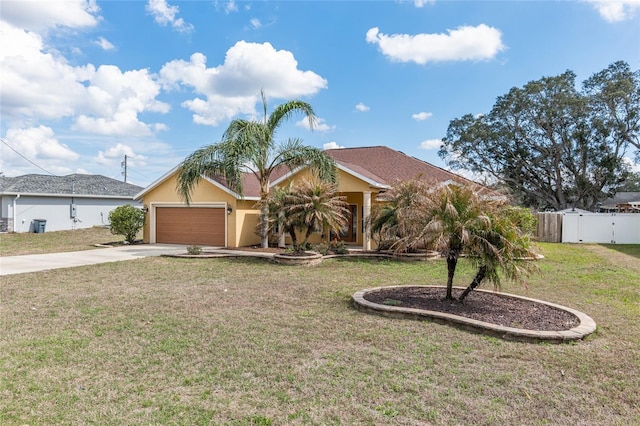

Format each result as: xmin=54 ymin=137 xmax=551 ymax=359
xmin=598 ymin=244 xmax=640 ymax=259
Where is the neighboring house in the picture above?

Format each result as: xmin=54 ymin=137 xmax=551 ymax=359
xmin=135 ymin=146 xmax=482 ymax=249
xmin=0 ymin=174 xmax=143 ymax=233
xmin=598 ymin=192 xmax=640 ymax=213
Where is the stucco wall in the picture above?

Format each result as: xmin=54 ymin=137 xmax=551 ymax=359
xmin=5 ymin=195 xmax=138 ymax=233
xmin=138 ymin=174 xmax=262 ymax=247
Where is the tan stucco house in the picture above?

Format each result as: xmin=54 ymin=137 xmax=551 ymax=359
xmin=134 ymin=146 xmax=478 ymax=249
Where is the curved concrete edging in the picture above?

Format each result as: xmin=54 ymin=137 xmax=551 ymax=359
xmin=352 ymin=285 xmax=596 ymax=343
xmin=273 ymin=252 xmax=323 ymax=266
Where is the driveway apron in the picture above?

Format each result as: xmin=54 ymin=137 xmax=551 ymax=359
xmin=0 ymin=245 xmax=187 ymax=276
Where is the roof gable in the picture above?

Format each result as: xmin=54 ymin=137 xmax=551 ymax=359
xmin=324 ymin=146 xmax=476 ymax=186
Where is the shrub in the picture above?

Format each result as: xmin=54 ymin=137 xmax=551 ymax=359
xmin=108 ymin=204 xmax=145 ymax=244
xmin=314 ymin=242 xmax=330 ymax=255
xmin=329 ymin=239 xmax=348 ymax=254
xmin=186 ymin=245 xmax=202 ymax=255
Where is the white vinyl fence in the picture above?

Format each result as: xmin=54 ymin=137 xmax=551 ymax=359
xmin=562 ymin=213 xmax=640 ymax=244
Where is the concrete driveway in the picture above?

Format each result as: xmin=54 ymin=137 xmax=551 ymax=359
xmin=0 ymin=244 xmax=188 ymax=276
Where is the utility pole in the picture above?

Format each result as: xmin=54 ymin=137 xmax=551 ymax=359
xmin=121 ymin=155 xmax=128 ymax=183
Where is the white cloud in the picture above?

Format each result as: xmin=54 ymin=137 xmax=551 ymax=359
xmin=250 ymin=18 xmax=262 ymax=29
xmin=94 ymin=143 xmax=147 ymax=167
xmin=95 ymin=37 xmax=115 ymax=50
xmin=585 ymin=0 xmax=640 ymax=22
xmin=323 ymin=142 xmax=345 ymax=150
xmin=355 ymin=102 xmax=370 ymax=112
xmin=1 ymin=21 xmax=168 ymax=135
xmin=623 ymin=156 xmax=640 ymax=173
xmin=414 ymin=0 xmax=435 ymax=7
xmin=419 ymin=138 xmax=443 ymax=150
xmin=0 ymin=0 xmax=100 ymax=31
xmin=412 ymin=112 xmax=433 ymax=121
xmin=366 ymin=24 xmax=505 ymax=64
xmin=224 ymin=1 xmax=238 ymax=14
xmin=296 ymin=117 xmax=334 ymax=132
xmin=0 ymin=21 xmax=90 ymax=121
xmin=73 ymin=65 xmax=170 ymax=136
xmin=146 ymin=0 xmax=194 ymax=32
xmin=0 ymin=126 xmax=80 ymax=175
xmin=160 ymin=42 xmax=328 ymax=126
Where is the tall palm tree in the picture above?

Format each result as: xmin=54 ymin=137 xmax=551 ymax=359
xmin=177 ymin=91 xmax=337 ymax=247
xmin=282 ymin=177 xmax=350 ymax=253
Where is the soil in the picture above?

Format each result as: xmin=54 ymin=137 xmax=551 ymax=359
xmin=364 ymin=286 xmax=580 ymax=331
xmin=224 ymin=246 xmax=287 ymax=254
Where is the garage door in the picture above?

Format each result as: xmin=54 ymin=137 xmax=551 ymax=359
xmin=155 ymin=207 xmax=226 ymax=246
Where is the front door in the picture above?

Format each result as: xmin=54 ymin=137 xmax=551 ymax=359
xmin=338 ymin=204 xmax=358 ymax=243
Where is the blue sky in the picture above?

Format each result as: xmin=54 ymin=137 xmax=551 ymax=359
xmin=1 ymin=0 xmax=639 ymax=187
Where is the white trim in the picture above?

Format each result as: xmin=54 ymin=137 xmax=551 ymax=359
xmin=201 ymin=175 xmax=260 ymax=201
xmin=150 ymin=202 xmax=228 ymax=246
xmin=336 ymin=164 xmax=389 ymax=189
xmin=135 ymin=165 xmax=260 ymax=201
xmin=269 ymin=166 xmax=306 ymax=187
xmin=269 ymin=163 xmax=389 ymax=190
xmin=1 ymin=192 xmax=135 ymax=200
xmin=134 ymin=164 xmax=180 ymax=200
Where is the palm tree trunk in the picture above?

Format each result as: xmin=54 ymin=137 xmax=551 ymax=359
xmin=287 ymin=226 xmax=298 ymax=250
xmin=445 ymin=249 xmax=459 ymax=300
xmin=260 ymin=203 xmax=269 ymax=248
xmin=458 ymin=265 xmax=487 ymax=302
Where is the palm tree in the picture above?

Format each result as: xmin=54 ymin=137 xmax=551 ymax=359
xmin=177 ymin=91 xmax=337 ymax=248
xmin=371 ymin=178 xmax=431 ymax=251
xmin=457 ymin=207 xmax=538 ymax=301
xmin=400 ymin=184 xmax=497 ymax=300
xmin=257 ymin=182 xmax=295 ymax=248
xmin=282 ymin=177 xmax=350 ymax=253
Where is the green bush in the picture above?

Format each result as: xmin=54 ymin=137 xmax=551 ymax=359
xmin=108 ymin=204 xmax=145 ymax=244
xmin=329 ymin=240 xmax=348 ymax=254
xmin=186 ymin=245 xmax=202 ymax=255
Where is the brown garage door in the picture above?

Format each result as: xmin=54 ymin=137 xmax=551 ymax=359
xmin=156 ymin=207 xmax=226 ymax=246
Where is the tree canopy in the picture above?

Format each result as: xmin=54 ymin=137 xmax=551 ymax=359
xmin=439 ymin=61 xmax=640 ymax=211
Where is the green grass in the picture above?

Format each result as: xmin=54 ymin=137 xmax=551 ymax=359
xmin=0 ymin=226 xmax=132 ymax=256
xmin=0 ymin=239 xmax=639 ymax=424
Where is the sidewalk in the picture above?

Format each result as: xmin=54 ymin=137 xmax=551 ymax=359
xmin=0 ymin=244 xmax=188 ymax=276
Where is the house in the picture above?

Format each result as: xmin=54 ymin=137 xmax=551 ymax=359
xmin=135 ymin=146 xmax=481 ymax=249
xmin=0 ymin=174 xmax=143 ymax=233
xmin=598 ymin=192 xmax=640 ymax=213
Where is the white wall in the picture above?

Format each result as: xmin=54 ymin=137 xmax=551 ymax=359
xmin=9 ymin=195 xmax=140 ymax=233
xmin=562 ymin=213 xmax=640 ymax=244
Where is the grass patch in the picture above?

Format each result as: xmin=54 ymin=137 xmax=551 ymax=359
xmin=0 ymin=226 xmax=135 ymax=256
xmin=0 ymin=243 xmax=639 ymax=424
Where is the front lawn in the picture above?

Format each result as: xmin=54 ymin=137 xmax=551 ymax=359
xmin=0 ymin=226 xmax=132 ymax=256
xmin=1 ymin=243 xmax=638 ymax=424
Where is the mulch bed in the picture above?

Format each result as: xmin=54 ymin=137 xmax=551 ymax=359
xmin=364 ymin=286 xmax=580 ymax=331
xmin=224 ymin=246 xmax=287 ymax=253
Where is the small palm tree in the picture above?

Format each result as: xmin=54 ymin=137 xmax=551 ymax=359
xmin=370 ymin=179 xmax=431 ymax=251
xmin=458 ymin=207 xmax=538 ymax=301
xmin=282 ymin=177 xmax=350 ymax=253
xmin=177 ymin=91 xmax=337 ymax=248
xmin=399 ymin=183 xmax=498 ymax=300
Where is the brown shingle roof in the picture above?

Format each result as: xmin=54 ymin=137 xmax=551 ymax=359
xmin=324 ymin=146 xmax=475 ymax=186
xmin=182 ymin=146 xmax=478 ymax=198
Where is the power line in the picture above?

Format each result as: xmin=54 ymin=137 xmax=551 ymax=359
xmin=0 ymin=137 xmax=57 ymax=176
